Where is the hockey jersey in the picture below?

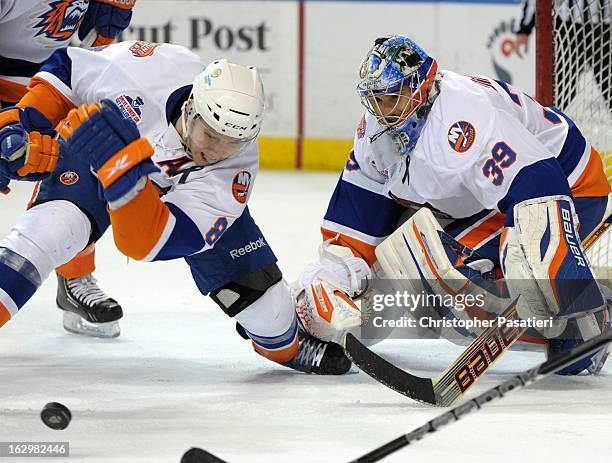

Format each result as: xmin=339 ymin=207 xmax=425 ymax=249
xmin=29 ymin=41 xmax=275 ymax=293
xmin=323 ymin=70 xmax=610 ymax=264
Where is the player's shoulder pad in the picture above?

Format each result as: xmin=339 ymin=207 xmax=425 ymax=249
xmin=419 ymin=70 xmax=495 ymax=173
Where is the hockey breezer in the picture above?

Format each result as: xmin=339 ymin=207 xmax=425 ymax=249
xmin=349 ymin=327 xmax=612 ymax=463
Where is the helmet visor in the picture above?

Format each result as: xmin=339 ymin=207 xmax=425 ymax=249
xmin=358 ymin=75 xmax=423 ymax=128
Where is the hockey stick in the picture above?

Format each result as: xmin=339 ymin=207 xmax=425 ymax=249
xmin=345 ymin=217 xmax=611 ymax=406
xmin=344 ymin=299 xmax=524 ymax=406
xmin=182 ymin=328 xmax=612 ymax=463
xmin=349 ymin=327 xmax=612 ymax=463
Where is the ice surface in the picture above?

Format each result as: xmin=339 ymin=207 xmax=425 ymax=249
xmin=0 ymin=172 xmax=610 ymax=462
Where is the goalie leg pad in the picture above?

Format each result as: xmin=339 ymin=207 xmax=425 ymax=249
xmin=506 ymin=196 xmax=604 ymax=319
xmin=374 ymin=208 xmax=510 ymax=339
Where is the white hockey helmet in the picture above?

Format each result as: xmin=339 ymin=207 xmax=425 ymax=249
xmin=181 ymin=59 xmax=265 ymax=163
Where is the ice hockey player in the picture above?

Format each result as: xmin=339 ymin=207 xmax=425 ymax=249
xmin=0 ymin=0 xmax=137 ymax=336
xmin=296 ymin=35 xmax=611 ymax=375
xmin=0 ymin=41 xmax=351 ymax=375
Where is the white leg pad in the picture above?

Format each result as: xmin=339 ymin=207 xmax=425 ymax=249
xmin=0 ymin=200 xmax=91 ymax=280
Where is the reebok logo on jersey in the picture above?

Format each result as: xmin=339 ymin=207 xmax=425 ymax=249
xmin=230 ymin=237 xmax=267 ymax=259
xmin=232 ymin=171 xmax=252 ymax=204
xmin=115 ymin=95 xmax=144 ymax=124
xmin=448 ymin=120 xmax=476 ymax=153
xmin=33 ymin=0 xmax=87 ymax=42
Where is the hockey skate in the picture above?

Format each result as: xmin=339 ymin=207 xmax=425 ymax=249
xmin=56 ymin=274 xmax=123 ymax=338
xmin=283 ymin=327 xmax=352 ymax=375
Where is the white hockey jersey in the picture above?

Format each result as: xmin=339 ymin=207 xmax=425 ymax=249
xmin=323 ymin=70 xmax=610 ymax=263
xmin=31 ymin=41 xmax=273 ymax=293
xmin=0 ymin=0 xmax=91 ymax=101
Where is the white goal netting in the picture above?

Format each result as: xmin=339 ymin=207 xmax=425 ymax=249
xmin=551 ymin=0 xmax=612 ymax=283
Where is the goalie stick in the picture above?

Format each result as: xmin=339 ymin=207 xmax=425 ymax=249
xmin=349 ymin=327 xmax=612 ymax=463
xmin=344 ymin=218 xmax=611 ymax=406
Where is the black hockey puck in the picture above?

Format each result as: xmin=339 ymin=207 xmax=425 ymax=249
xmin=41 ymin=402 xmax=71 ymax=430
xmin=181 ymin=447 xmax=227 ymax=463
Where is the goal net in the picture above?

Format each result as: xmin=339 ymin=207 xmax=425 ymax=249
xmin=536 ymin=0 xmax=611 ymax=283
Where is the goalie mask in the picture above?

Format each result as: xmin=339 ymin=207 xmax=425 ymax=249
xmin=180 ymin=59 xmax=265 ymax=165
xmin=358 ymin=36 xmax=438 ymax=156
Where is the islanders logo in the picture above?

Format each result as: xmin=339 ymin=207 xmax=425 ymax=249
xmin=59 ymin=171 xmax=79 ymax=185
xmin=447 ymin=120 xmax=476 ymax=153
xmin=33 ymin=0 xmax=88 ymax=42
xmin=232 ymin=171 xmax=252 ymax=204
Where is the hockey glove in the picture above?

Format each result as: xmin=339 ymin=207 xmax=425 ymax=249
xmin=62 ymin=100 xmax=158 ymax=206
xmin=78 ymin=0 xmax=136 ymax=47
xmin=0 ymin=106 xmax=59 ymax=180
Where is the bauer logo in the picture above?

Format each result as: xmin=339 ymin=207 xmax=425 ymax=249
xmin=59 ymin=171 xmax=79 ymax=186
xmin=447 ymin=121 xmax=476 ymax=153
xmin=129 ymin=41 xmax=159 ymax=57
xmin=33 ymin=0 xmax=88 ymax=42
xmin=115 ymin=95 xmax=144 ymax=124
xmin=232 ymin=170 xmax=252 ymax=204
xmin=453 ymin=321 xmax=522 ymax=394
xmin=229 ymin=237 xmax=267 ymax=259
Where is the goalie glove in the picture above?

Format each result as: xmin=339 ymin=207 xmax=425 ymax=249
xmin=60 ymin=100 xmax=158 ymax=208
xmin=78 ymin=0 xmax=136 ymax=47
xmin=298 ymin=239 xmax=371 ymax=298
xmin=295 ymin=281 xmax=362 ymax=345
xmin=0 ymin=107 xmax=59 ymax=180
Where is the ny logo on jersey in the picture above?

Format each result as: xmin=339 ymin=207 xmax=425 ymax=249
xmin=447 ymin=121 xmax=476 ymax=153
xmin=232 ymin=170 xmax=252 ymax=204
xmin=33 ymin=0 xmax=88 ymax=42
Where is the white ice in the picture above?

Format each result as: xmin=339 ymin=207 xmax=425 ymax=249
xmin=0 ymin=172 xmax=610 ymax=463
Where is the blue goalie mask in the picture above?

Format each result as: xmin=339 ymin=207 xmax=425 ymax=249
xmin=358 ymin=36 xmax=438 ymax=155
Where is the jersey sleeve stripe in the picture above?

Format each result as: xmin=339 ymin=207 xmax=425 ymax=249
xmin=324 ymin=176 xmax=405 ymax=239
xmin=37 ymin=48 xmax=73 ymax=92
xmin=321 ymin=226 xmax=378 ymax=266
xmin=141 ymin=212 xmax=176 ymax=262
xmin=17 ymin=76 xmax=75 ymax=125
xmin=150 ymin=201 xmax=207 ymax=261
xmin=570 ymin=146 xmax=612 ymax=198
xmin=454 ymin=212 xmax=506 ymax=251
xmin=109 ymin=180 xmax=172 ymax=260
xmin=552 ymin=108 xmax=588 ymax=177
